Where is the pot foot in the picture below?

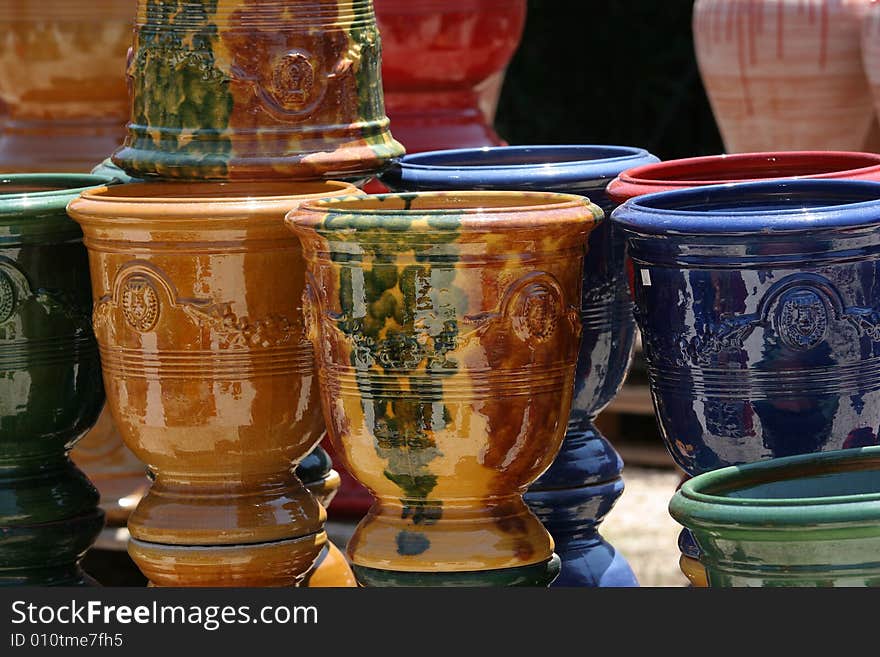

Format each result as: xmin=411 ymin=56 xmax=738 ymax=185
xmin=352 ymin=554 xmax=561 ymax=587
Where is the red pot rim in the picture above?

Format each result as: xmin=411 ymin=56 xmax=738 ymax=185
xmin=607 ymin=151 xmax=880 ymax=203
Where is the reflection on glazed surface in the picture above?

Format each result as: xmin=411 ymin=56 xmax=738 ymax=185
xmin=289 ymin=191 xmax=599 ymax=577
xmin=68 ymin=180 xmax=358 ymax=586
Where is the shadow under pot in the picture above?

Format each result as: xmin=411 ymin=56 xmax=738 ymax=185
xmin=112 ymin=0 xmax=403 ymax=181
xmin=67 ymin=180 xmax=359 ymax=587
xmin=0 ymin=173 xmax=113 ymax=586
xmin=612 ymin=179 xmax=880 ymax=473
xmin=670 ymin=445 xmax=880 ymax=587
xmin=286 ymin=191 xmax=602 ymax=586
xmin=381 ymin=145 xmax=660 ymax=587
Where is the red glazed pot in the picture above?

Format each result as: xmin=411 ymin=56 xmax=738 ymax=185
xmin=607 ymin=151 xmax=880 ymax=204
xmin=375 ymin=0 xmax=526 ymax=153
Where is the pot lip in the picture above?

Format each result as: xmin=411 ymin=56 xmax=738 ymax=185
xmin=73 ymin=180 xmax=356 ymax=206
xmin=288 ymin=190 xmax=603 ymax=230
xmin=671 ymin=447 xmax=880 ymax=524
xmin=607 ymin=150 xmax=880 ymax=202
xmin=382 ymin=145 xmax=658 ymax=186
xmin=0 ymin=173 xmax=115 ymax=207
xmin=611 ymin=179 xmax=880 ymax=235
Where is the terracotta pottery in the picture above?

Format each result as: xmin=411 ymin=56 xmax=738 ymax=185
xmin=607 ymin=150 xmax=880 ymax=203
xmin=0 ymin=173 xmax=113 ymax=586
xmin=670 ymin=446 xmax=880 ymax=586
xmin=68 ymin=180 xmax=358 ymax=587
xmin=0 ymin=0 xmax=134 ymax=172
xmin=862 ymin=1 xmax=880 ymax=134
xmin=382 ymin=145 xmax=662 ymax=587
xmin=112 ymin=0 xmax=404 ymax=182
xmin=287 ymin=191 xmax=601 ymax=586
xmin=375 ymin=0 xmax=526 ymax=153
xmin=693 ymin=0 xmax=875 ymax=152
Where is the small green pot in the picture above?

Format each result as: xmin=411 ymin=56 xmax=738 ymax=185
xmin=669 ymin=446 xmax=880 ymax=587
xmin=0 ymin=173 xmax=111 ymax=586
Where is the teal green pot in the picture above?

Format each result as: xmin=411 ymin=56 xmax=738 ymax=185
xmin=0 ymin=174 xmax=112 ymax=586
xmin=669 ymin=446 xmax=880 ymax=587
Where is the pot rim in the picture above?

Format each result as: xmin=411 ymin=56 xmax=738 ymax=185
xmin=607 ymin=150 xmax=880 ymax=203
xmin=73 ymin=180 xmax=355 ymax=205
xmin=288 ymin=190 xmax=603 ymax=231
xmin=382 ymin=145 xmax=658 ymax=189
xmin=0 ymin=173 xmax=116 ymax=222
xmin=670 ymin=446 xmax=880 ymax=528
xmin=611 ymin=179 xmax=880 ymax=235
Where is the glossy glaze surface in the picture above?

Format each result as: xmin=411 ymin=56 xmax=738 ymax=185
xmin=607 ymin=150 xmax=880 ymax=204
xmin=68 ymin=180 xmax=358 ymax=586
xmin=693 ymin=0 xmax=874 ymax=152
xmin=670 ymin=445 xmax=880 ymax=586
xmin=612 ymin=179 xmax=880 ymax=478
xmin=113 ymin=0 xmax=404 ymax=181
xmin=382 ymin=145 xmax=659 ymax=587
xmin=375 ymin=0 xmax=526 ymax=152
xmin=0 ymin=174 xmax=112 ymax=586
xmin=288 ymin=191 xmax=600 ymax=585
xmin=0 ymin=1 xmax=134 ymax=172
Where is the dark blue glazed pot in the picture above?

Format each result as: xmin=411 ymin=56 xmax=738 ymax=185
xmin=612 ymin=179 xmax=880 ymax=478
xmin=382 ymin=145 xmax=659 ymax=587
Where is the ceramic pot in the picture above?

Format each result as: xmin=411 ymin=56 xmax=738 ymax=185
xmin=68 ymin=180 xmax=358 ymax=587
xmin=0 ymin=0 xmax=134 ymax=172
xmin=693 ymin=0 xmax=874 ymax=152
xmin=607 ymin=150 xmax=880 ymax=204
xmin=112 ymin=0 xmax=404 ymax=181
xmin=382 ymin=145 xmax=660 ymax=587
xmin=287 ymin=190 xmax=600 ymax=586
xmin=862 ymin=1 xmax=880 ymax=133
xmin=0 ymin=173 xmax=112 ymax=586
xmin=670 ymin=445 xmax=880 ymax=586
xmin=612 ymin=178 xmax=880 ymax=479
xmin=374 ymin=0 xmax=526 ymax=153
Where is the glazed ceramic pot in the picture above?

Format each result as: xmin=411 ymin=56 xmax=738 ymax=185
xmin=670 ymin=445 xmax=880 ymax=586
xmin=68 ymin=180 xmax=359 ymax=587
xmin=0 ymin=173 xmax=112 ymax=586
xmin=287 ymin=191 xmax=601 ymax=586
xmin=693 ymin=0 xmax=874 ymax=152
xmin=375 ymin=0 xmax=526 ymax=153
xmin=0 ymin=0 xmax=134 ymax=172
xmin=112 ymin=0 xmax=404 ymax=181
xmin=612 ymin=178 xmax=880 ymax=478
xmin=607 ymin=151 xmax=880 ymax=204
xmin=382 ymin=145 xmax=660 ymax=587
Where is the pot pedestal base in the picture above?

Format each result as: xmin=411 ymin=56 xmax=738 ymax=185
xmin=129 ymin=532 xmax=327 ymax=587
xmin=352 ymin=554 xmax=562 ymax=587
xmin=301 ymin=542 xmax=357 ymax=588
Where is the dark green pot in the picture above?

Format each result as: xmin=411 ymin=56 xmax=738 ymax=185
xmin=669 ymin=446 xmax=880 ymax=587
xmin=0 ymin=174 xmax=112 ymax=586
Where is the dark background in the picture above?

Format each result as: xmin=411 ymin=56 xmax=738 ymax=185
xmin=495 ymin=0 xmax=724 ymax=160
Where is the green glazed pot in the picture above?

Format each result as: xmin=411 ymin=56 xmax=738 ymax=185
xmin=669 ymin=445 xmax=880 ymax=587
xmin=0 ymin=174 xmax=111 ymax=586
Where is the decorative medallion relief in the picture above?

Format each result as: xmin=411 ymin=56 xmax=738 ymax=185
xmin=94 ymin=261 xmax=299 ymax=350
xmin=675 ymin=273 xmax=880 ymax=367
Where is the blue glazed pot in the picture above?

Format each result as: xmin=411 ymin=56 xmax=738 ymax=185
xmin=382 ymin=145 xmax=659 ymax=587
xmin=612 ymin=179 xmax=880 ymax=478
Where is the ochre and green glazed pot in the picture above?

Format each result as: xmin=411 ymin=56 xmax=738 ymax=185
xmin=286 ymin=191 xmax=602 ymax=586
xmin=0 ymin=173 xmax=112 ymax=586
xmin=670 ymin=445 xmax=880 ymax=587
xmin=68 ymin=180 xmax=358 ymax=587
xmin=112 ymin=0 xmax=404 ymax=181
xmin=0 ymin=0 xmax=134 ymax=172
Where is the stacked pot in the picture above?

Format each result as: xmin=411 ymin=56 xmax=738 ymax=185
xmin=607 ymin=151 xmax=880 ymax=587
xmin=63 ymin=0 xmax=412 ymax=587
